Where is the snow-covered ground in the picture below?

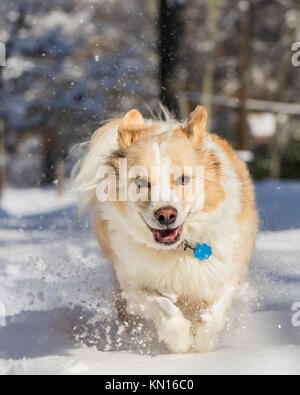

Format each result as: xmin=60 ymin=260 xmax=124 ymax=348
xmin=0 ymin=181 xmax=299 ymax=375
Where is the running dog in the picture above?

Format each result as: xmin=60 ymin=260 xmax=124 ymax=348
xmin=72 ymin=106 xmax=258 ymax=353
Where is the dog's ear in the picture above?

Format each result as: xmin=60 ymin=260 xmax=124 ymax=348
xmin=175 ymin=106 xmax=208 ymax=143
xmin=118 ymin=109 xmax=146 ymax=150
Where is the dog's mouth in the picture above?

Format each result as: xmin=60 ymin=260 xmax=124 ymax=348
xmin=151 ymin=226 xmax=183 ymax=245
xmin=140 ymin=214 xmax=184 ymax=246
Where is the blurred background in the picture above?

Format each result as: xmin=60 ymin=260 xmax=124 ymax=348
xmin=0 ymin=0 xmax=299 ymax=196
xmin=0 ymin=1 xmax=300 ymax=372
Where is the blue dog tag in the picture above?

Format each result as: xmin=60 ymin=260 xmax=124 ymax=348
xmin=193 ymin=244 xmax=212 ymax=261
xmin=184 ymin=242 xmax=212 ymax=261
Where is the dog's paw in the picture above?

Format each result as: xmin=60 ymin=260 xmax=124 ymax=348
xmin=151 ymin=297 xmax=192 ymax=353
xmin=193 ymin=309 xmax=226 ymax=353
xmin=166 ymin=322 xmax=192 ymax=354
xmin=154 ymin=296 xmax=179 ymax=319
xmin=193 ymin=322 xmax=221 ymax=352
xmin=160 ymin=291 xmax=178 ymax=304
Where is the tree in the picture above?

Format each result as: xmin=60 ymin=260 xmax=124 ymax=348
xmin=269 ymin=4 xmax=298 ymax=179
xmin=0 ymin=120 xmax=5 ymax=199
xmin=159 ymin=0 xmax=184 ymax=117
xmin=202 ymin=0 xmax=222 ymax=124
xmin=0 ymin=0 xmax=158 ymax=187
xmin=237 ymin=0 xmax=251 ymax=151
xmin=0 ymin=0 xmax=28 ymax=196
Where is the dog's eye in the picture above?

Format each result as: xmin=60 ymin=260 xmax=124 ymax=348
xmin=135 ymin=177 xmax=149 ymax=189
xmin=175 ymin=175 xmax=190 ymax=186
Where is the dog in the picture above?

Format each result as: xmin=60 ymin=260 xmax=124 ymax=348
xmin=72 ymin=106 xmax=258 ymax=353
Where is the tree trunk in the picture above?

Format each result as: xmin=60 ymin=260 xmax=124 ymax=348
xmin=237 ymin=0 xmax=251 ymax=151
xmin=269 ymin=119 xmax=282 ymax=179
xmin=146 ymin=0 xmax=158 ymax=16
xmin=41 ymin=128 xmax=58 ymax=186
xmin=0 ymin=120 xmax=5 ymax=199
xmin=159 ymin=0 xmax=184 ymax=117
xmin=0 ymin=3 xmax=27 ymax=197
xmin=202 ymin=0 xmax=222 ymax=125
xmin=269 ymin=17 xmax=297 ymax=179
xmin=55 ymin=159 xmax=65 ymax=196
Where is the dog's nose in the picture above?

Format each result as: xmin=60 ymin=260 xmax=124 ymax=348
xmin=155 ymin=207 xmax=178 ymax=226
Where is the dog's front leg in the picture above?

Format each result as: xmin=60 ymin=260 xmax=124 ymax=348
xmin=193 ymin=285 xmax=237 ymax=352
xmin=124 ymin=290 xmax=193 ymax=354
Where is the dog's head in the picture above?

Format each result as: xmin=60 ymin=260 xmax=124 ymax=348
xmin=102 ymin=106 xmax=225 ymax=251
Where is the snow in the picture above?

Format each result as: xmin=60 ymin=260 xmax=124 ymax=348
xmin=248 ymin=113 xmax=277 ymax=138
xmin=0 ymin=181 xmax=299 ymax=375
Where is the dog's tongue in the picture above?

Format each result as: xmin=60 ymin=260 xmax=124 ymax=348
xmin=154 ymin=226 xmax=182 ymax=243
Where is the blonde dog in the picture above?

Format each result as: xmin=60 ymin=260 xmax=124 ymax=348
xmin=73 ymin=106 xmax=258 ymax=353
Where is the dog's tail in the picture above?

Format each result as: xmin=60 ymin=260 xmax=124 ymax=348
xmin=71 ymin=119 xmax=121 ymax=212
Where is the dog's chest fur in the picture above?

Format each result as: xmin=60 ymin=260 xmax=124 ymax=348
xmin=109 ymin=210 xmax=241 ymax=306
